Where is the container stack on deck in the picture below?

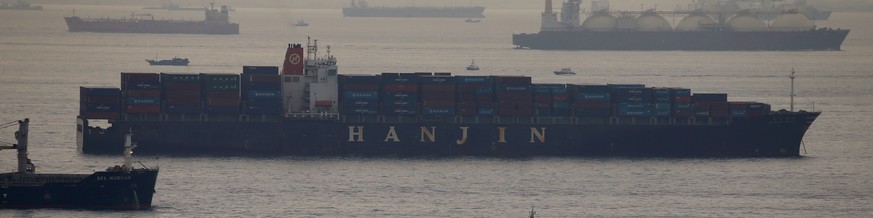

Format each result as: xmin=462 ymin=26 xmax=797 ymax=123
xmin=381 ymin=73 xmax=418 ymax=116
xmin=122 ymin=73 xmax=162 ymax=114
xmin=496 ymin=76 xmax=533 ymax=116
xmin=339 ymin=75 xmax=381 ymax=115
xmin=420 ymin=75 xmax=457 ymax=116
xmin=241 ymin=66 xmax=282 ymax=114
xmin=79 ymin=87 xmax=122 ymax=119
xmin=85 ymin=70 xmax=776 ymax=123
xmin=201 ymin=74 xmax=241 ymax=114
xmin=161 ymin=73 xmax=201 ymax=114
xmin=571 ymin=84 xmax=612 ymax=117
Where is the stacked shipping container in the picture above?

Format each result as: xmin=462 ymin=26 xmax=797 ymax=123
xmin=201 ymin=74 xmax=241 ymax=114
xmin=495 ymin=76 xmax=533 ymax=116
xmin=381 ymin=73 xmax=419 ymax=116
xmin=121 ymin=73 xmax=162 ymax=114
xmin=571 ymin=84 xmax=611 ymax=117
xmin=339 ymin=75 xmax=381 ymax=115
xmin=456 ymin=76 xmax=494 ymax=116
xmin=420 ymin=75 xmax=456 ymax=116
xmin=242 ymin=66 xmax=282 ymax=114
xmin=79 ymin=87 xmax=122 ymax=119
xmin=161 ymin=73 xmax=201 ymax=114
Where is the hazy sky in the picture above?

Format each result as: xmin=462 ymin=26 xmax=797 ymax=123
xmin=36 ymin=0 xmax=873 ymax=11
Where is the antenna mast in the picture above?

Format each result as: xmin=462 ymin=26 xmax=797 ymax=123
xmin=790 ymin=69 xmax=796 ymax=112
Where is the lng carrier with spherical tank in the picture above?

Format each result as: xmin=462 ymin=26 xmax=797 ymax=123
xmin=512 ymin=0 xmax=849 ymax=50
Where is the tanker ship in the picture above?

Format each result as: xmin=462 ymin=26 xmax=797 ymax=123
xmin=512 ymin=0 xmax=848 ymax=51
xmin=1 ymin=119 xmax=158 ymax=210
xmin=76 ymin=40 xmax=819 ymax=157
xmin=343 ymin=0 xmax=485 ymax=18
xmin=64 ymin=3 xmax=238 ymax=35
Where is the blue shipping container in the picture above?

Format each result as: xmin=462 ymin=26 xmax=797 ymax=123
xmin=126 ymin=97 xmax=161 ymax=105
xmin=576 ymin=93 xmax=610 ymax=101
xmin=247 ymin=90 xmax=281 ymax=100
xmin=343 ymin=91 xmax=379 ymax=100
xmin=477 ymin=108 xmax=495 ymax=116
xmin=242 ymin=66 xmax=279 ymax=75
xmin=421 ymin=107 xmax=455 ymax=116
xmin=339 ymin=75 xmax=382 ymax=84
xmin=81 ymin=87 xmax=121 ymax=96
xmin=672 ymin=88 xmax=692 ymax=97
xmin=457 ymin=76 xmax=492 ymax=84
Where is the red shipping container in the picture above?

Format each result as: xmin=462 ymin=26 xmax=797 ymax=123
xmin=86 ymin=96 xmax=121 ymax=104
xmin=207 ymin=97 xmax=241 ymax=106
xmin=495 ymin=76 xmax=531 ymax=85
xmin=673 ymin=110 xmax=692 ymax=117
xmin=126 ymin=89 xmax=161 ymax=98
xmin=342 ymin=84 xmax=380 ymax=91
xmin=575 ymin=101 xmax=611 ymax=108
xmin=165 ymin=89 xmax=202 ymax=98
xmin=383 ymin=84 xmax=418 ymax=92
xmin=166 ymin=98 xmax=202 ymax=106
xmin=674 ymin=96 xmax=692 ymax=103
xmin=126 ymin=105 xmax=161 ymax=113
xmin=552 ymin=94 xmax=570 ymax=101
xmin=164 ymin=82 xmax=202 ymax=91
xmin=497 ymin=93 xmax=532 ymax=101
xmin=456 ymin=101 xmax=477 ymax=116
xmin=421 ymin=92 xmax=456 ymax=100
xmin=122 ymin=72 xmax=160 ymax=82
xmin=423 ymin=99 xmax=455 ymax=107
xmin=422 ymin=84 xmax=455 ymax=93
xmin=206 ymin=91 xmax=240 ymax=98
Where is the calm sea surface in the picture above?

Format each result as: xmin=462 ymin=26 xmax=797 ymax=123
xmin=1 ymin=4 xmax=872 ymax=217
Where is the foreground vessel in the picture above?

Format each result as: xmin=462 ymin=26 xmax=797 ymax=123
xmin=513 ymin=0 xmax=848 ymax=51
xmin=1 ymin=119 xmax=158 ymax=210
xmin=343 ymin=0 xmax=485 ymax=18
xmin=76 ymin=40 xmax=819 ymax=157
xmin=64 ymin=3 xmax=238 ymax=35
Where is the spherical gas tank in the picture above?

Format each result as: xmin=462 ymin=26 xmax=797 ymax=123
xmin=616 ymin=15 xmax=638 ymax=30
xmin=581 ymin=13 xmax=618 ymax=31
xmin=636 ymin=14 xmax=672 ymax=31
xmin=676 ymin=14 xmax=717 ymax=31
xmin=727 ymin=14 xmax=767 ymax=31
xmin=771 ymin=12 xmax=814 ymax=31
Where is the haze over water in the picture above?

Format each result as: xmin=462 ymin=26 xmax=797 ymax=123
xmin=1 ymin=3 xmax=873 ymax=217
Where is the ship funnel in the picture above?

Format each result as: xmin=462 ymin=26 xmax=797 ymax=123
xmin=282 ymin=43 xmax=304 ymax=75
xmin=545 ymin=0 xmax=552 ymax=13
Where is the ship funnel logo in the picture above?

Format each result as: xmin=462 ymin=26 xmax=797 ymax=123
xmin=289 ymin=53 xmax=301 ymax=65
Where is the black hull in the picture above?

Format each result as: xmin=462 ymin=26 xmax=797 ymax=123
xmin=0 ymin=169 xmax=159 ymax=210
xmin=78 ymin=111 xmax=819 ymax=157
xmin=512 ymin=29 xmax=849 ymax=51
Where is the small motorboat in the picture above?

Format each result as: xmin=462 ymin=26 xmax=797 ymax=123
xmin=553 ymin=68 xmax=575 ymax=75
xmin=295 ymin=20 xmax=309 ymax=26
xmin=464 ymin=18 xmax=481 ymax=23
xmin=466 ymin=59 xmax=479 ymax=71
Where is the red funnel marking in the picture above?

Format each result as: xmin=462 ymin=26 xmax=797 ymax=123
xmin=282 ymin=44 xmax=304 ymax=75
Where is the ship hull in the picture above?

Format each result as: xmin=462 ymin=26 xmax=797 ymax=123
xmin=78 ymin=112 xmax=818 ymax=157
xmin=0 ymin=169 xmax=159 ymax=210
xmin=64 ymin=17 xmax=239 ymax=35
xmin=513 ymin=29 xmax=850 ymax=51
xmin=342 ymin=7 xmax=485 ymax=18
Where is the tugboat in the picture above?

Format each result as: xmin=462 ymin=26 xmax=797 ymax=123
xmin=466 ymin=59 xmax=479 ymax=71
xmin=146 ymin=55 xmax=189 ymax=66
xmin=0 ymin=119 xmax=159 ymax=210
xmin=553 ymin=68 xmax=575 ymax=75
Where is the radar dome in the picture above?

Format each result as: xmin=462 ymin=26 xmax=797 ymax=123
xmin=770 ymin=13 xmax=814 ymax=31
xmin=727 ymin=14 xmax=767 ymax=31
xmin=581 ymin=13 xmax=618 ymax=31
xmin=676 ymin=14 xmax=717 ymax=31
xmin=636 ymin=14 xmax=672 ymax=31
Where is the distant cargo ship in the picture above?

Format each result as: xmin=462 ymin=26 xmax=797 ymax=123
xmin=147 ymin=55 xmax=189 ymax=66
xmin=342 ymin=0 xmax=485 ymax=18
xmin=1 ymin=119 xmax=158 ymax=210
xmin=75 ymin=39 xmax=819 ymax=157
xmin=64 ymin=4 xmax=239 ymax=35
xmin=0 ymin=0 xmax=41 ymax=10
xmin=513 ymin=0 xmax=848 ymax=51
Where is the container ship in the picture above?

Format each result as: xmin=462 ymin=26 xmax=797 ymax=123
xmin=1 ymin=119 xmax=158 ymax=210
xmin=64 ymin=4 xmax=238 ymax=35
xmin=342 ymin=0 xmax=485 ymax=18
xmin=512 ymin=0 xmax=848 ymax=51
xmin=76 ymin=40 xmax=819 ymax=157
